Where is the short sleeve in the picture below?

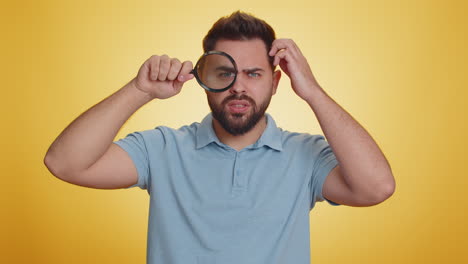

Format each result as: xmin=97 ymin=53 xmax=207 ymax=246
xmin=309 ymin=136 xmax=340 ymax=209
xmin=113 ymin=130 xmax=153 ymax=190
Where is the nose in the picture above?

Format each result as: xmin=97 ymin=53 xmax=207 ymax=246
xmin=229 ymin=74 xmax=247 ymax=94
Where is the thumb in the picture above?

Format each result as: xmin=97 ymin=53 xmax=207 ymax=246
xmin=173 ymin=73 xmax=194 ymax=90
xmin=178 ymin=73 xmax=194 ymax=83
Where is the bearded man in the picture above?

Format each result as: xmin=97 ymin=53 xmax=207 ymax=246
xmin=45 ymin=11 xmax=395 ymax=264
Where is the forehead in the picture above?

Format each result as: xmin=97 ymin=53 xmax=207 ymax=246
xmin=213 ymin=39 xmax=270 ymax=69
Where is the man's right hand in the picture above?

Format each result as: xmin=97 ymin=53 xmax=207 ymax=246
xmin=132 ymin=55 xmax=194 ymax=99
xmin=44 ymin=54 xmax=194 ymax=189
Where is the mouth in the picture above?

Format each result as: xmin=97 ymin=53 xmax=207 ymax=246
xmin=226 ymin=100 xmax=250 ymax=114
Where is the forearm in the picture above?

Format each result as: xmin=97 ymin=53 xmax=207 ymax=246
xmin=44 ymin=78 xmax=153 ymax=176
xmin=306 ymin=87 xmax=394 ymax=198
xmin=268 ymin=38 xmax=394 ymax=202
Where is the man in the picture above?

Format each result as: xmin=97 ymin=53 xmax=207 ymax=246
xmin=44 ymin=11 xmax=395 ymax=264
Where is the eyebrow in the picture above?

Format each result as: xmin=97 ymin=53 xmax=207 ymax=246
xmin=215 ymin=66 xmax=236 ymax=72
xmin=242 ymin=68 xmax=265 ymax=73
xmin=214 ymin=66 xmax=265 ymax=73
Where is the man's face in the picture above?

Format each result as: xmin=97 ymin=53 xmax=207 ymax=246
xmin=206 ymin=38 xmax=281 ymax=136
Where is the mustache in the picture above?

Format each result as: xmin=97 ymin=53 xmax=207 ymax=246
xmin=221 ymin=94 xmax=256 ymax=106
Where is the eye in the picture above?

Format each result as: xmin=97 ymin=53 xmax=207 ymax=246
xmin=218 ymin=71 xmax=236 ymax=79
xmin=248 ymin=72 xmax=261 ymax=78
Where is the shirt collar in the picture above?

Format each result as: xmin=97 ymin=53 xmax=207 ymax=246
xmin=196 ymin=113 xmax=283 ymax=151
xmin=196 ymin=113 xmax=222 ymax=149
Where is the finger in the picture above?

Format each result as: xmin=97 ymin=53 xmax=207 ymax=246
xmin=270 ymin=39 xmax=302 ymax=60
xmin=167 ymin=58 xmax=182 ymax=81
xmin=177 ymin=60 xmax=194 ymax=82
xmin=269 ymin=40 xmax=281 ymax=56
xmin=269 ymin=39 xmax=294 ymax=56
xmin=289 ymin=39 xmax=302 ymax=55
xmin=273 ymin=49 xmax=288 ymax=67
xmin=173 ymin=61 xmax=194 ymax=90
xmin=149 ymin=55 xmax=160 ymax=81
xmin=269 ymin=39 xmax=284 ymax=56
xmin=279 ymin=59 xmax=290 ymax=76
xmin=158 ymin=55 xmax=170 ymax=81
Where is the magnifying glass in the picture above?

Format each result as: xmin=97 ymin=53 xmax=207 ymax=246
xmin=191 ymin=51 xmax=238 ymax=93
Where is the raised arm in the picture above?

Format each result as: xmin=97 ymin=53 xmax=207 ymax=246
xmin=269 ymin=39 xmax=395 ymax=206
xmin=44 ymin=55 xmax=193 ymax=189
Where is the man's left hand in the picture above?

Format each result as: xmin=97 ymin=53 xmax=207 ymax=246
xmin=269 ymin=38 xmax=321 ymax=102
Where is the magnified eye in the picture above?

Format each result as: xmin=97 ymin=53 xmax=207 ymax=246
xmin=218 ymin=71 xmax=236 ymax=79
xmin=193 ymin=51 xmax=238 ymax=92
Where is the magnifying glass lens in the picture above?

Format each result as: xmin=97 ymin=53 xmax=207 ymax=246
xmin=194 ymin=53 xmax=237 ymax=92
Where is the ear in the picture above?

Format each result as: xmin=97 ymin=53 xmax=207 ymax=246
xmin=272 ymin=70 xmax=281 ymax=95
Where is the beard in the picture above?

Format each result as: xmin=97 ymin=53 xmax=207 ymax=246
xmin=208 ymin=93 xmax=272 ymax=136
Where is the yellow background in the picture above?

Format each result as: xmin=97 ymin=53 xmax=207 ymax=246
xmin=2 ymin=0 xmax=467 ymax=263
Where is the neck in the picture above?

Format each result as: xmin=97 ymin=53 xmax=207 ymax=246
xmin=212 ymin=115 xmax=267 ymax=151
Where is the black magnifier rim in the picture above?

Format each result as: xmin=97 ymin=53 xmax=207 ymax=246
xmin=191 ymin=51 xmax=238 ymax=93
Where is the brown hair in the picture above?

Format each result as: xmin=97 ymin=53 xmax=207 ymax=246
xmin=203 ymin=11 xmax=276 ymax=68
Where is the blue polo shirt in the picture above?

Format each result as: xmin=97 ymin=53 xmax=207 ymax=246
xmin=114 ymin=113 xmax=339 ymax=264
